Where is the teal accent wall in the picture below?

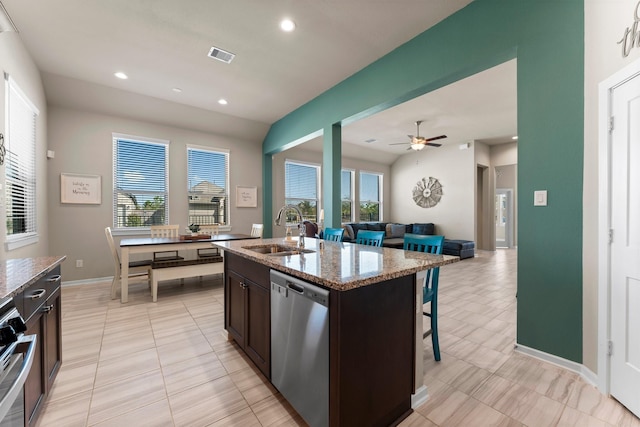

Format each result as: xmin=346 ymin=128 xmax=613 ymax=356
xmin=323 ymin=124 xmax=342 ymax=229
xmin=262 ymin=152 xmax=274 ymax=236
xmin=263 ymin=0 xmax=584 ymax=362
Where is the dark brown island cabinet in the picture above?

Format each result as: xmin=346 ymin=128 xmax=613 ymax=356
xmin=223 ymin=252 xmax=416 ymax=427
xmin=12 ymin=265 xmax=63 ymax=427
xmin=225 ymin=252 xmax=271 ymax=377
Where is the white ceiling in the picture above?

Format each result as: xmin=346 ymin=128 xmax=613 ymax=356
xmin=2 ymin=0 xmax=516 ymax=160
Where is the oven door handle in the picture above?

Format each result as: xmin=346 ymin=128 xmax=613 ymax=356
xmin=0 ymin=334 xmax=36 ymax=422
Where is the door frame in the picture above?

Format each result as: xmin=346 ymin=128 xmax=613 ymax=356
xmin=495 ymin=188 xmax=513 ymax=248
xmin=597 ymin=57 xmax=640 ymax=394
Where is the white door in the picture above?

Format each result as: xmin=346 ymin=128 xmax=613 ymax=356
xmin=610 ymin=72 xmax=640 ymax=417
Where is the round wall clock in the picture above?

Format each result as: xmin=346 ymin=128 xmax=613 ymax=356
xmin=412 ymin=177 xmax=443 ymax=208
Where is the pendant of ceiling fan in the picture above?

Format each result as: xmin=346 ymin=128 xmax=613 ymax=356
xmin=389 ymin=120 xmax=447 ymax=151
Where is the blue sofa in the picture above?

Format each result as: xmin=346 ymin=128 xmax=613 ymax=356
xmin=341 ymin=222 xmax=475 ymax=259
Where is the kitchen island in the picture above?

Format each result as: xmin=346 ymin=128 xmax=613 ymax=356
xmin=214 ymin=237 xmax=458 ymax=427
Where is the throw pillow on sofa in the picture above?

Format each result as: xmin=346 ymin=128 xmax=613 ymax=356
xmin=389 ymin=223 xmax=406 ymax=238
xmin=412 ymin=223 xmax=435 ymax=235
xmin=343 ymin=224 xmax=354 ymax=240
xmin=351 ymin=223 xmax=369 ymax=239
xmin=385 ymin=223 xmax=393 ymax=238
xmin=368 ymin=222 xmax=386 ymax=231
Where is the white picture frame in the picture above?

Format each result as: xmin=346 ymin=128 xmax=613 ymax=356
xmin=61 ymin=173 xmax=102 ymax=204
xmin=236 ymin=186 xmax=257 ymax=208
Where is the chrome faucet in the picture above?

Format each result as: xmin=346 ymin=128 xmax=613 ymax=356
xmin=275 ymin=204 xmax=306 ymax=248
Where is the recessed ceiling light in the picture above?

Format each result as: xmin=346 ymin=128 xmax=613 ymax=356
xmin=218 ymin=99 xmax=228 ymax=105
xmin=512 ymin=136 xmax=518 ymax=140
xmin=114 ymin=72 xmax=128 ymax=80
xmin=172 ymin=87 xmax=182 ymax=93
xmin=280 ymin=19 xmax=296 ymax=32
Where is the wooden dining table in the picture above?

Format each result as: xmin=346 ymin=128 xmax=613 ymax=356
xmin=119 ymin=233 xmax=256 ymax=303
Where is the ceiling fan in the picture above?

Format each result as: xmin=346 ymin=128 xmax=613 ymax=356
xmin=389 ymin=121 xmax=447 ymax=151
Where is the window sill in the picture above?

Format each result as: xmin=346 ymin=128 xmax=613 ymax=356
xmin=5 ymin=233 xmax=39 ymax=251
xmin=112 ymin=226 xmax=233 ymax=237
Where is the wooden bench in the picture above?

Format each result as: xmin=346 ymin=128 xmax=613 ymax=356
xmin=150 ymin=255 xmax=223 ymax=302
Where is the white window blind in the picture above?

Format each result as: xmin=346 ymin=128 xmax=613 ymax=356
xmin=187 ymin=146 xmax=229 ymax=226
xmin=113 ymin=134 xmax=169 ymax=228
xmin=341 ymin=169 xmax=354 ymax=223
xmin=285 ymin=160 xmax=320 ymax=223
xmin=5 ymin=74 xmax=38 ymax=239
xmin=359 ymin=171 xmax=382 ymax=222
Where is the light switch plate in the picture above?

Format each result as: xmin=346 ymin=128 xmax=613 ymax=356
xmin=534 ymin=190 xmax=547 ymax=206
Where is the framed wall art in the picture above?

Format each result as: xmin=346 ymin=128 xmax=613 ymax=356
xmin=236 ymin=185 xmax=257 ymax=208
xmin=61 ymin=173 xmax=102 ymax=204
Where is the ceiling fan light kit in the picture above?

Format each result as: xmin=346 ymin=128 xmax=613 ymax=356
xmin=389 ymin=120 xmax=447 ymax=151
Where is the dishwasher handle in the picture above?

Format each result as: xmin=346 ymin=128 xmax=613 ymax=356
xmin=286 ymin=282 xmax=304 ymax=294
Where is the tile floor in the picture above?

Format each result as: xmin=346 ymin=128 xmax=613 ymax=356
xmin=34 ymin=249 xmax=640 ymax=426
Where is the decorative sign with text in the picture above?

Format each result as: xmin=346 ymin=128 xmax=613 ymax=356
xmin=236 ymin=186 xmax=257 ymax=208
xmin=618 ymin=1 xmax=640 ymax=57
xmin=61 ymin=173 xmax=102 ymax=204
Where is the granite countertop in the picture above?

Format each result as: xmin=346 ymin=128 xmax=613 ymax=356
xmin=0 ymin=256 xmax=67 ymax=298
xmin=214 ymin=237 xmax=458 ymax=291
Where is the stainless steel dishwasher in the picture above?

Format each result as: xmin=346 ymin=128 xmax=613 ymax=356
xmin=270 ymin=270 xmax=329 ymax=427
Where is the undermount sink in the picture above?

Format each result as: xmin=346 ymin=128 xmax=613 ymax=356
xmin=242 ymin=244 xmax=315 ymax=257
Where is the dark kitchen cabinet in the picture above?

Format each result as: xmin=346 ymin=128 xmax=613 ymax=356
xmin=18 ymin=266 xmax=62 ymax=427
xmin=224 ymin=253 xmax=270 ymax=378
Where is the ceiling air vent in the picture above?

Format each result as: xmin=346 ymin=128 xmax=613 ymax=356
xmin=208 ymin=46 xmax=235 ymax=64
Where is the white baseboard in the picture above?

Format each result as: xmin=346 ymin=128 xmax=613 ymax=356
xmin=515 ymin=343 xmax=598 ymax=388
xmin=580 ymin=365 xmax=598 ymax=388
xmin=62 ymin=276 xmax=112 ymax=287
xmin=411 ymin=385 xmax=429 ymax=409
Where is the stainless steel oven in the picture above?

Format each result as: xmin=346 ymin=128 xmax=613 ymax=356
xmin=0 ymin=297 xmax=36 ymax=427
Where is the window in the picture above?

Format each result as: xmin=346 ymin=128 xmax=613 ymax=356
xmin=187 ymin=146 xmax=229 ymax=226
xmin=359 ymin=171 xmax=382 ymax=222
xmin=5 ymin=74 xmax=38 ymax=245
xmin=285 ymin=160 xmax=320 ymax=223
xmin=341 ymin=169 xmax=354 ymax=223
xmin=113 ymin=134 xmax=169 ymax=228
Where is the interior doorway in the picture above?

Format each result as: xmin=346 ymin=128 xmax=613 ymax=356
xmin=496 ymin=189 xmax=513 ymax=248
xmin=495 ymin=164 xmax=517 ymax=249
xmin=476 ymin=164 xmax=492 ymax=250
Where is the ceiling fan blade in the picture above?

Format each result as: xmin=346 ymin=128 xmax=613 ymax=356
xmin=425 ymin=142 xmax=442 ymax=147
xmin=389 ymin=142 xmax=409 ymax=146
xmin=425 ymin=134 xmax=447 ymax=142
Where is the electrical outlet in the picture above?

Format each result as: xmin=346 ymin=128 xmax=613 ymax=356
xmin=76 ymin=259 xmax=83 ymax=268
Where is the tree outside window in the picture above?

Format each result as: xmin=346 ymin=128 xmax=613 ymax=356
xmin=285 ymin=161 xmax=320 ymax=224
xmin=187 ymin=146 xmax=229 ymax=226
xmin=113 ymin=135 xmax=169 ymax=228
xmin=341 ymin=169 xmax=354 ymax=223
xmin=359 ymin=172 xmax=382 ymax=222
